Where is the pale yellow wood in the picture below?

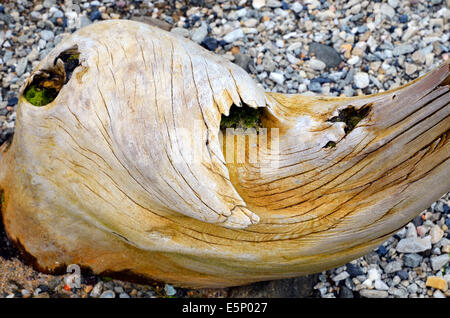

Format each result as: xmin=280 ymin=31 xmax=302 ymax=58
xmin=0 ymin=20 xmax=448 ymax=288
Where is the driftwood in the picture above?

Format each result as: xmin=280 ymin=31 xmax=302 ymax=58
xmin=0 ymin=20 xmax=448 ymax=288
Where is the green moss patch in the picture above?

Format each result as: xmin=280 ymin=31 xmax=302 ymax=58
xmin=220 ymin=104 xmax=262 ymax=130
xmin=23 ymin=46 xmax=80 ymax=107
xmin=327 ymin=104 xmax=371 ymax=134
xmin=323 ymin=104 xmax=371 ymax=149
xmin=23 ymin=85 xmax=58 ymax=106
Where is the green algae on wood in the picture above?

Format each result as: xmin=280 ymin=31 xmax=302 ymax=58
xmin=220 ymin=104 xmax=262 ymax=130
xmin=23 ymin=85 xmax=57 ymax=106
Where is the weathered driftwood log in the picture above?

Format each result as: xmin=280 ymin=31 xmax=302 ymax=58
xmin=0 ymin=20 xmax=448 ymax=288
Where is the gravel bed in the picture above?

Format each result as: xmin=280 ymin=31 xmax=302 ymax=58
xmin=0 ymin=0 xmax=448 ymax=298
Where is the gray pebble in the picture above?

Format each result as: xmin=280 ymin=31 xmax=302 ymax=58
xmin=40 ymin=30 xmax=55 ymax=41
xmin=224 ymin=29 xmax=244 ymax=43
xmin=403 ymin=253 xmax=423 ymax=268
xmin=354 ymin=72 xmax=369 ymax=89
xmin=89 ymin=282 xmax=103 ymax=298
xmin=359 ymin=289 xmax=389 ymax=298
xmin=15 ymin=58 xmax=27 ymax=76
xmin=100 ymin=290 xmax=115 ymax=298
xmin=396 ymin=236 xmax=432 ymax=253
xmin=190 ymin=23 xmax=208 ymax=44
xmin=383 ymin=260 xmax=403 ymax=274
xmin=430 ymin=254 xmax=449 ymax=271
xmin=393 ymin=44 xmax=415 ymax=56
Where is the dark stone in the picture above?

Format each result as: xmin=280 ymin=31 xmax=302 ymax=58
xmin=191 ymin=14 xmax=201 ymax=24
xmin=282 ymin=1 xmax=290 ymax=10
xmin=37 ymin=284 xmax=49 ymax=293
xmin=445 ymin=218 xmax=450 ymax=228
xmin=227 ymin=275 xmax=319 ymax=298
xmin=311 ymin=77 xmax=332 ymax=84
xmin=376 ymin=245 xmax=388 ymax=257
xmin=338 ymin=286 xmax=354 ymax=298
xmin=0 ymin=13 xmax=14 ymax=24
xmin=413 ymin=214 xmax=423 ymax=226
xmin=233 ymin=53 xmax=252 ymax=72
xmin=0 ymin=5 xmax=4 ymax=13
xmin=443 ymin=204 xmax=449 ymax=214
xmin=309 ymin=42 xmax=342 ymax=68
xmin=346 ymin=263 xmax=364 ymax=277
xmin=331 ymin=87 xmax=341 ymax=94
xmin=201 ymin=37 xmax=218 ymax=51
xmin=399 ymin=14 xmax=408 ymax=23
xmin=89 ymin=10 xmax=102 ymax=21
xmin=83 ymin=275 xmax=99 ymax=286
xmin=7 ymin=97 xmax=18 ymax=106
xmin=421 ymin=249 xmax=432 ymax=257
xmin=397 ymin=270 xmax=409 ymax=280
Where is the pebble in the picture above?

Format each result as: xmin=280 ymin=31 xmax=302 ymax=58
xmin=359 ymin=289 xmax=389 ymax=298
xmin=100 ymin=290 xmax=116 ymax=298
xmin=393 ymin=44 xmax=415 ymax=56
xmin=89 ymin=282 xmax=103 ymax=298
xmin=396 ymin=236 xmax=432 ymax=253
xmin=89 ymin=10 xmax=102 ymax=21
xmin=380 ymin=3 xmax=395 ymax=19
xmin=164 ymin=284 xmax=176 ymax=296
xmin=433 ymin=290 xmax=446 ymax=298
xmin=426 ymin=276 xmax=448 ymax=291
xmin=269 ymin=72 xmax=285 ymax=85
xmin=412 ymin=50 xmax=425 ymax=64
xmin=399 ymin=14 xmax=409 ymax=23
xmin=430 ymin=225 xmax=444 ymax=244
xmin=354 ymin=72 xmax=369 ymax=89
xmin=405 ymin=63 xmax=417 ymax=76
xmin=430 ymin=254 xmax=449 ymax=271
xmin=374 ymin=279 xmax=389 ymax=291
xmin=286 ymin=53 xmax=300 ymax=65
xmin=191 ymin=23 xmax=208 ymax=43
xmin=15 ymin=58 xmax=27 ymax=76
xmin=307 ymin=58 xmax=326 ymax=71
xmin=339 ymin=286 xmax=354 ymax=298
xmin=224 ymin=29 xmax=244 ymax=43
xmin=332 ymin=271 xmax=350 ymax=282
xmin=201 ymin=37 xmax=219 ymax=51
xmin=383 ymin=260 xmax=403 ymax=274
xmin=21 ymin=289 xmax=31 ymax=298
xmin=347 ymin=56 xmax=360 ymax=65
xmin=234 ymin=54 xmax=252 ymax=71
xmin=389 ymin=287 xmax=408 ymax=298
xmin=405 ymin=223 xmax=417 ymax=238
xmin=388 ymin=0 xmax=399 ymax=8
xmin=407 ymin=283 xmax=419 ymax=294
xmin=403 ymin=253 xmax=423 ymax=268
xmin=40 ymin=30 xmax=55 ymax=41
xmin=308 ymin=43 xmax=342 ymax=68
xmin=346 ymin=264 xmax=364 ymax=277
xmin=252 ymin=0 xmax=266 ymax=10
